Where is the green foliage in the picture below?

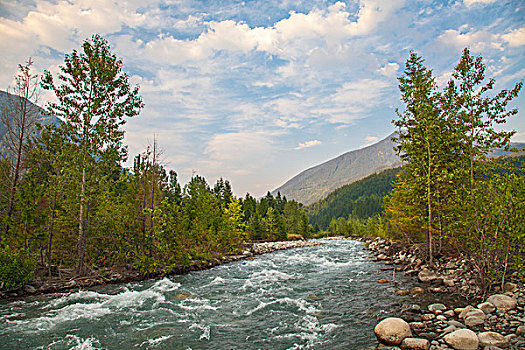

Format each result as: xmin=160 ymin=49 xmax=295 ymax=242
xmin=41 ymin=34 xmax=144 ymax=274
xmin=388 ymin=48 xmax=523 ymax=289
xmin=307 ymin=168 xmax=400 ymax=229
xmin=0 ymin=248 xmax=35 ymax=290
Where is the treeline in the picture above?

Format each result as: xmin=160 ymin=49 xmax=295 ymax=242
xmin=306 ymin=167 xmax=400 ymax=230
xmin=0 ymin=35 xmax=310 ymax=289
xmin=386 ymin=48 xmax=524 ymax=290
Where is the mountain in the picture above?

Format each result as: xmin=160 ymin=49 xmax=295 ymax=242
xmin=272 ymin=133 xmax=402 ymax=205
xmin=306 ymin=167 xmax=401 ymax=229
xmin=0 ymin=90 xmax=60 ymax=155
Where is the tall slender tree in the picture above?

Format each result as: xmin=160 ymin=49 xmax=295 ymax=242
xmin=41 ymin=35 xmax=143 ymax=274
xmin=1 ymin=59 xmax=40 ymax=238
xmin=392 ymin=52 xmax=443 ymax=265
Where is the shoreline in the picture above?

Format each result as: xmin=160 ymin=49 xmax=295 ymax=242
xmin=348 ymin=235 xmax=525 ymax=350
xmin=0 ymin=240 xmax=324 ymax=300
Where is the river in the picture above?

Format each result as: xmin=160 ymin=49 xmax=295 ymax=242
xmin=0 ymin=239 xmax=420 ymax=349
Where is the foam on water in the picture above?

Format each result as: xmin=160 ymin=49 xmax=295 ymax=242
xmin=246 ymin=297 xmax=318 ymax=316
xmin=189 ymin=322 xmax=211 ymax=340
xmin=0 ymin=240 xmax=416 ymax=349
xmin=137 ymin=334 xmax=174 ymax=347
xmin=37 ymin=335 xmax=101 ymax=350
xmin=178 ymin=298 xmax=219 ymax=311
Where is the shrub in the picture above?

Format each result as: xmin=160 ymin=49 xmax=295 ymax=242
xmin=0 ymin=248 xmax=35 ymax=290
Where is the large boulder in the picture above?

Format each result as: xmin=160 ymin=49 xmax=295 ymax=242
xmin=443 ymin=329 xmax=479 ymax=350
xmin=374 ymin=317 xmax=412 ymax=345
xmin=486 ymin=294 xmax=517 ymax=311
xmin=478 ymin=331 xmax=509 ymax=348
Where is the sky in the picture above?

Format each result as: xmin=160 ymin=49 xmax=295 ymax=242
xmin=0 ymin=0 xmax=524 ymax=197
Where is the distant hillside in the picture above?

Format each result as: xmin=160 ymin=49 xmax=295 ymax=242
xmin=489 ymin=142 xmax=525 ymax=157
xmin=307 ymin=153 xmax=524 ymax=230
xmin=272 ymin=133 xmax=402 ymax=205
xmin=306 ymin=167 xmax=401 ymax=229
xmin=0 ymin=90 xmax=60 ymax=155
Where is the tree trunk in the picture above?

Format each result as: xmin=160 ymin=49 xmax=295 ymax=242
xmin=76 ymin=164 xmax=87 ymax=275
xmin=426 ymin=129 xmax=433 ymax=266
xmin=149 ymin=138 xmax=157 ymax=238
xmin=47 ymin=187 xmax=57 ymax=276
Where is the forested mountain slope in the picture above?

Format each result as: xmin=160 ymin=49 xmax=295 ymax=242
xmin=306 ymin=167 xmax=401 ymax=229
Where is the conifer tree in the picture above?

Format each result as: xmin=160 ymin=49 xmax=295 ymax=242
xmin=392 ymin=52 xmax=444 ymax=265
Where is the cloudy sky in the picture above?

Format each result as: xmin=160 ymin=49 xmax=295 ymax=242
xmin=0 ymin=0 xmax=524 ymax=197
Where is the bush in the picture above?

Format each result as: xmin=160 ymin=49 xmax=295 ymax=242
xmin=0 ymin=248 xmax=35 ymax=290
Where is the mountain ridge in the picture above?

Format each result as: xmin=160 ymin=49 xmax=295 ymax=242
xmin=272 ymin=133 xmax=402 ymax=205
xmin=0 ymin=90 xmax=60 ymax=156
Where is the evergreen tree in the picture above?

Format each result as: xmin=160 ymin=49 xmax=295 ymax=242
xmin=391 ymin=52 xmax=444 ymax=265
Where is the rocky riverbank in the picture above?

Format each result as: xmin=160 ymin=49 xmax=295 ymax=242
xmin=0 ymin=239 xmax=324 ymax=300
xmin=356 ymin=236 xmax=524 ymax=350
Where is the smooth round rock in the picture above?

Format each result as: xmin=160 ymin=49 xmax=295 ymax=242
xmin=464 ymin=315 xmax=484 ymax=327
xmin=458 ymin=305 xmax=474 ymax=319
xmin=375 ymin=317 xmax=412 ymax=346
xmin=486 ymin=294 xmax=517 ymax=311
xmin=477 ymin=301 xmax=496 ymax=314
xmin=397 ymin=289 xmax=410 ymax=296
xmin=421 ymin=313 xmax=435 ymax=321
xmin=428 ymin=303 xmax=446 ymax=313
xmin=410 ymin=287 xmax=425 ymax=294
xmin=443 ymin=329 xmax=479 ymax=350
xmin=478 ymin=331 xmax=509 ymax=348
xmin=418 ymin=268 xmax=440 ymax=283
xmin=503 ymin=282 xmax=518 ymax=292
xmin=401 ymin=337 xmax=430 ymax=350
xmin=464 ymin=309 xmax=486 ymax=320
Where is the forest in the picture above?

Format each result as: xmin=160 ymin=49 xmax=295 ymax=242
xmin=0 ymin=35 xmax=310 ymax=290
xmin=306 ymin=167 xmax=401 ymax=230
xmin=318 ymin=48 xmax=524 ymax=291
xmin=385 ymin=48 xmax=524 ymax=290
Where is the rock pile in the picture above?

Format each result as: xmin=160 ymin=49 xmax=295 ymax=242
xmin=250 ymin=240 xmax=324 ymax=255
xmin=374 ymin=292 xmax=525 ymax=349
xmin=362 ymin=237 xmax=524 ymax=349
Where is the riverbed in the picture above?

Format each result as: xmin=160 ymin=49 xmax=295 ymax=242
xmin=1 ymin=239 xmax=423 ymax=349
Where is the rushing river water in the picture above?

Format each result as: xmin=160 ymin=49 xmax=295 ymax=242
xmin=0 ymin=240 xmax=421 ymax=350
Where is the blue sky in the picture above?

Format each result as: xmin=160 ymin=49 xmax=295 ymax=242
xmin=0 ymin=0 xmax=524 ymax=197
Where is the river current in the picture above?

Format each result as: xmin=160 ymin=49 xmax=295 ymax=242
xmin=0 ymin=240 xmax=417 ymax=349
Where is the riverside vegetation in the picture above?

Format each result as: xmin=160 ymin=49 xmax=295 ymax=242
xmin=0 ymin=35 xmax=311 ymax=294
xmin=351 ymin=49 xmax=523 ymax=349
xmin=316 ymin=48 xmax=523 ymax=297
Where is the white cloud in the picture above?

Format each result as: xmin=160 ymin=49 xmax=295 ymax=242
xmin=204 ymin=132 xmax=273 ymax=163
xmin=365 ymin=136 xmax=378 ymax=143
xmin=501 ymin=28 xmax=525 ymax=47
xmin=438 ymin=28 xmax=503 ymax=51
xmin=295 ymin=140 xmax=322 ymax=150
xmin=463 ymin=0 xmax=496 ymax=6
xmin=378 ymin=62 xmax=400 ymax=77
xmin=312 ymin=78 xmax=391 ymax=124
